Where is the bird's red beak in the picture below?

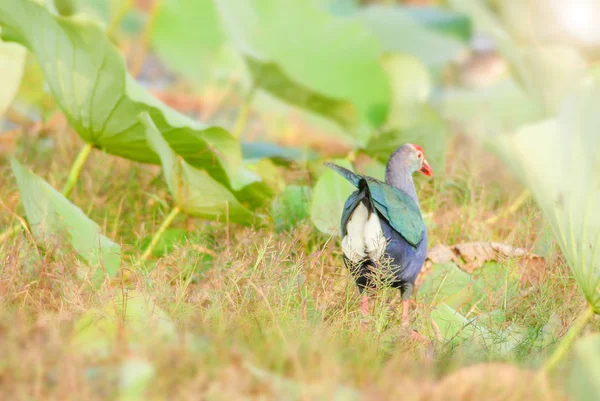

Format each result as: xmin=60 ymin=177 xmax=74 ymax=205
xmin=419 ymin=159 xmax=433 ymax=177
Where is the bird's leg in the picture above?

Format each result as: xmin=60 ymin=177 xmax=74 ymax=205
xmin=401 ymin=299 xmax=410 ymax=328
xmin=401 ymin=299 xmax=427 ymax=342
xmin=361 ymin=294 xmax=370 ymax=316
xmin=399 ymin=284 xmax=429 ymax=342
xmin=359 ymin=293 xmax=371 ymax=330
xmin=400 ymin=283 xmax=414 ymax=328
xmin=354 ymin=262 xmax=372 ymax=328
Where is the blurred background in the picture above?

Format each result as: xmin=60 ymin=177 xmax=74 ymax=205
xmin=3 ymin=0 xmax=598 ymax=183
xmin=2 ymin=0 xmax=598 ymax=164
xmin=0 ymin=0 xmax=516 ymax=162
xmin=3 ymin=0 xmax=599 ymax=245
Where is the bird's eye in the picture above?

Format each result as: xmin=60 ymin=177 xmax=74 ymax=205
xmin=417 ymin=152 xmax=423 ymax=159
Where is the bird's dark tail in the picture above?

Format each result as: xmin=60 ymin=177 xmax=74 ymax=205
xmin=357 ymin=178 xmax=374 ymax=213
xmin=324 ymin=162 xmax=361 ymax=187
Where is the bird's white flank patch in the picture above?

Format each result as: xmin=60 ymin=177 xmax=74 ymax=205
xmin=342 ymin=203 xmax=368 ymax=263
xmin=365 ymin=210 xmax=386 ymax=261
xmin=342 ymin=202 xmax=386 ymax=264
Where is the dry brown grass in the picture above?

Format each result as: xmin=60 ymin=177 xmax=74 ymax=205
xmin=0 ymin=129 xmax=583 ymax=400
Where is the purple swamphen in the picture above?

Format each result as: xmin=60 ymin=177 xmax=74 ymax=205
xmin=326 ymin=144 xmax=432 ymax=330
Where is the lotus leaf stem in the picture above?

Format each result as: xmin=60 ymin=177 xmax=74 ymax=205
xmin=62 ymin=142 xmax=94 ymax=198
xmin=139 ymin=205 xmax=182 ymax=262
xmin=233 ymin=84 xmax=257 ymax=140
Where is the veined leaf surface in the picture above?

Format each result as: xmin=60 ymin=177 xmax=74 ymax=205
xmin=489 ymin=71 xmax=600 ymax=310
xmin=10 ymin=158 xmax=121 ymax=278
xmin=215 ymin=0 xmax=390 ymax=129
xmin=140 ymin=112 xmax=254 ymax=224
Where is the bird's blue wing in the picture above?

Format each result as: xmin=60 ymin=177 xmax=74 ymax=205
xmin=325 ymin=162 xmax=425 ymax=247
xmin=367 ymin=179 xmax=424 ymax=247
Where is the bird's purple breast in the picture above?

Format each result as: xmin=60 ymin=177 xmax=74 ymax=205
xmin=379 ymin=213 xmax=428 ymax=284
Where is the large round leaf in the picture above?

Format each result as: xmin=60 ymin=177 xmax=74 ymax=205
xmin=151 ymin=0 xmax=227 ymax=87
xmin=518 ymin=45 xmax=587 ymax=114
xmin=488 ymin=71 xmax=600 ymax=310
xmin=214 ymin=0 xmax=390 ymax=128
xmin=244 ymin=57 xmax=359 ymax=130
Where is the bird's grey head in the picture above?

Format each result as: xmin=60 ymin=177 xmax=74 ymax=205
xmin=386 ymin=143 xmax=433 ymax=178
xmin=384 ymin=143 xmax=433 ymax=201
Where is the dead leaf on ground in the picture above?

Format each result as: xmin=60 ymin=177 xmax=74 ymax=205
xmin=425 ymin=242 xmax=544 ymax=273
xmin=519 ymin=255 xmax=548 ymax=286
